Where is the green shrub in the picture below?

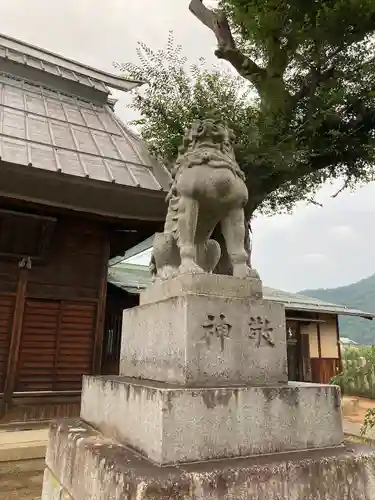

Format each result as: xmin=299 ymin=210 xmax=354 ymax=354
xmin=329 ymin=346 xmax=375 ymax=398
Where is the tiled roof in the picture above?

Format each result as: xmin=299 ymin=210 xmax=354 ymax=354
xmin=108 ymin=263 xmax=375 ymax=320
xmin=0 ymin=33 xmax=141 ymax=94
xmin=0 ymin=72 xmax=169 ymax=190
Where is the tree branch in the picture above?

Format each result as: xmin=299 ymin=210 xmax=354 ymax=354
xmin=305 ymin=198 xmax=323 ymax=207
xmin=331 ymin=177 xmax=351 ymax=198
xmin=294 ymin=45 xmax=346 ymax=103
xmin=266 ymin=35 xmax=292 ymax=78
xmin=294 ymin=66 xmax=336 ymax=102
xmin=189 ymin=0 xmax=266 ymax=89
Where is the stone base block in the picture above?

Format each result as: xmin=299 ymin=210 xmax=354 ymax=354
xmin=42 ymin=419 xmax=375 ymax=500
xmin=81 ymin=376 xmax=343 ymax=465
xmin=121 ymin=284 xmax=287 ymax=386
xmin=140 ymin=273 xmax=263 ymax=305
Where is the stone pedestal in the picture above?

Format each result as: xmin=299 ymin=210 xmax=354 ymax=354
xmin=42 ymin=420 xmax=375 ymax=500
xmin=120 ymin=274 xmax=288 ymax=386
xmin=41 ymin=274 xmax=375 ymax=499
xmin=81 ymin=377 xmax=343 ymax=465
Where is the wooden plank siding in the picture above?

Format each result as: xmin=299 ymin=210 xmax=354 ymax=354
xmin=55 ymin=302 xmax=96 ymax=391
xmin=26 ymin=219 xmax=105 ymax=301
xmin=15 ymin=300 xmax=96 ymax=392
xmin=16 ymin=299 xmax=60 ymax=392
xmin=311 ymin=358 xmax=341 ymax=384
xmin=0 ymin=261 xmax=18 ymax=294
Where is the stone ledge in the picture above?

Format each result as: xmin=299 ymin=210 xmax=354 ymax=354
xmin=81 ymin=377 xmax=344 ymax=465
xmin=43 ymin=418 xmax=375 ymax=500
xmin=140 ymin=273 xmax=263 ymax=306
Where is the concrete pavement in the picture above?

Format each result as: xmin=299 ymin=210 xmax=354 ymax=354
xmin=344 ymin=420 xmax=375 ymax=443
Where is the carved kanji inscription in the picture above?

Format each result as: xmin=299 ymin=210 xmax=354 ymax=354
xmin=248 ymin=316 xmax=275 ymax=347
xmin=202 ymin=313 xmax=232 ymax=351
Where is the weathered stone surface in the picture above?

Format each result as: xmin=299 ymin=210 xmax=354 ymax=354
xmin=81 ymin=376 xmax=343 ymax=465
xmin=42 ymin=419 xmax=375 ymax=500
xmin=149 ymin=118 xmax=256 ymax=281
xmin=41 ymin=467 xmax=63 ymax=500
xmin=121 ymin=292 xmax=287 ymax=386
xmin=140 ymin=272 xmax=263 ymax=305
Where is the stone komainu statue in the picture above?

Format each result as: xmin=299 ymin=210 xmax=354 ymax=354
xmin=150 ymin=118 xmax=258 ymax=281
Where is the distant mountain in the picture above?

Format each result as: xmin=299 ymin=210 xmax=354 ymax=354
xmin=300 ymin=274 xmax=375 ymax=345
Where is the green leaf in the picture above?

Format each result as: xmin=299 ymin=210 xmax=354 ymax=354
xmin=117 ymin=0 xmax=375 ymax=216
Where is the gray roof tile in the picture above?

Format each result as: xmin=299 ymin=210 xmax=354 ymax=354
xmin=0 ymin=73 xmax=170 ymax=191
xmin=0 ymin=33 xmax=141 ymax=93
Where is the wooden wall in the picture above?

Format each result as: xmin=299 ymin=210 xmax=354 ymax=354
xmin=0 ymin=295 xmax=15 ymax=393
xmin=0 ymin=213 xmax=109 ymax=424
xmin=286 ymin=313 xmax=341 ymax=384
xmin=311 ymin=358 xmax=341 ymax=384
xmin=309 ymin=314 xmax=341 ymax=384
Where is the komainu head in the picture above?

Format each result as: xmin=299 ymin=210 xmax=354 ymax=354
xmin=171 ymin=118 xmax=245 ymax=182
xmin=179 ymin=118 xmax=235 ymax=157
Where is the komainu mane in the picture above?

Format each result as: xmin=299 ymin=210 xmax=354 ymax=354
xmin=150 ymin=118 xmax=258 ymax=281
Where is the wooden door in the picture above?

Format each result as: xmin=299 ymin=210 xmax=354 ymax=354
xmin=300 ymin=333 xmax=312 ymax=382
xmin=55 ymin=302 xmax=96 ymax=391
xmin=286 ymin=321 xmax=300 ymax=381
xmin=15 ymin=299 xmax=96 ymax=392
xmin=102 ymin=304 xmax=122 ymax=375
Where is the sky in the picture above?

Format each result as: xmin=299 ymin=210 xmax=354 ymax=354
xmin=2 ymin=0 xmax=375 ymax=292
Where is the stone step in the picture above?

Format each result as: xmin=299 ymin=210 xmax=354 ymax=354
xmin=42 ymin=418 xmax=375 ymax=500
xmin=0 ymin=428 xmax=48 ymax=462
xmin=81 ymin=376 xmax=344 ymax=465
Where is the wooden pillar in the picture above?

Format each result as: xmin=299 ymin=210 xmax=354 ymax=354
xmin=296 ymin=321 xmax=303 ymax=382
xmin=315 ymin=313 xmax=323 ymax=384
xmin=316 ymin=313 xmax=322 ymax=358
xmin=3 ymin=258 xmax=30 ymax=405
xmin=92 ymin=240 xmax=110 ymax=375
xmin=335 ymin=314 xmax=342 ymax=372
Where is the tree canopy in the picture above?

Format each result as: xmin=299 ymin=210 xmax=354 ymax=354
xmin=117 ymin=0 xmax=375 ymax=218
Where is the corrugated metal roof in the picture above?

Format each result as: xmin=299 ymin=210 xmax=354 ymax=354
xmin=108 ymin=263 xmax=152 ymax=294
xmin=0 ymin=72 xmax=170 ymax=190
xmin=108 ymin=263 xmax=375 ymax=320
xmin=0 ymin=33 xmax=141 ymax=93
xmin=109 ymin=235 xmax=155 ymax=266
xmin=340 ymin=337 xmax=358 ymax=345
xmin=261 ymin=287 xmax=375 ymax=319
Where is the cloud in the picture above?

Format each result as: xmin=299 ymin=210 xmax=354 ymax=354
xmin=301 ymin=253 xmax=329 ymax=265
xmin=329 ymin=225 xmax=354 ymax=239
